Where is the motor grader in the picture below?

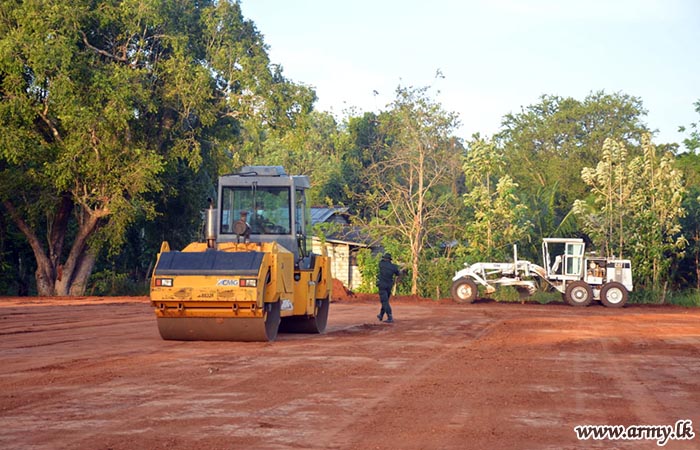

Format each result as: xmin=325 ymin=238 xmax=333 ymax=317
xmin=150 ymin=166 xmax=331 ymax=341
xmin=451 ymin=238 xmax=633 ymax=307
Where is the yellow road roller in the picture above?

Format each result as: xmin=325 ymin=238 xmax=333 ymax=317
xmin=150 ymin=166 xmax=331 ymax=341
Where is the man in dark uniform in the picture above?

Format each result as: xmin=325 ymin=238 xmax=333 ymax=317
xmin=376 ymin=253 xmax=401 ymax=323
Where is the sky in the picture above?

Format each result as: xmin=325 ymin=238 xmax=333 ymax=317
xmin=241 ymin=0 xmax=700 ymax=146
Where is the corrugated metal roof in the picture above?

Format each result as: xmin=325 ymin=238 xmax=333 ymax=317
xmin=310 ymin=207 xmax=349 ymax=225
xmin=323 ymin=226 xmax=379 ymax=247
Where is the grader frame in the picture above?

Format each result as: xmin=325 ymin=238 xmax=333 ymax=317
xmin=450 ymin=238 xmax=633 ymax=308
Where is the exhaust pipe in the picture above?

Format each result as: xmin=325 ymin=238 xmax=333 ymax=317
xmin=206 ymin=198 xmax=218 ymax=248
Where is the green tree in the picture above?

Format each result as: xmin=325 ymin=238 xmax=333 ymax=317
xmin=0 ymin=0 xmax=312 ymax=295
xmin=677 ymin=185 xmax=700 ymax=289
xmin=257 ymin=110 xmax=341 ymax=206
xmin=496 ymin=92 xmax=650 ymax=253
xmin=679 ymin=100 xmax=700 ymax=153
xmin=629 ymin=135 xmax=686 ymax=290
xmin=360 ymin=85 xmax=462 ymax=294
xmin=327 ymin=112 xmax=390 ymax=216
xmin=573 ymin=138 xmax=634 ymax=257
xmin=462 ymin=136 xmax=531 ymax=260
xmin=574 ymin=134 xmax=686 ymax=291
xmin=675 ymin=104 xmax=700 ymax=289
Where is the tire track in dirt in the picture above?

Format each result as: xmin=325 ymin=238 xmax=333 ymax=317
xmin=324 ymin=312 xmax=499 ymax=449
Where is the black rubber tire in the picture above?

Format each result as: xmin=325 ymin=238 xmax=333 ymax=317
xmin=451 ymin=278 xmax=478 ymax=304
xmin=263 ymin=300 xmax=281 ymax=341
xmin=312 ymin=297 xmax=330 ymax=333
xmin=279 ymin=298 xmax=330 ymax=334
xmin=600 ymin=282 xmax=628 ymax=308
xmin=564 ymin=280 xmax=593 ymax=307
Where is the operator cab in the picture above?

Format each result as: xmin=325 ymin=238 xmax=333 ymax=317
xmin=216 ymin=166 xmax=312 ymax=265
xmin=542 ymin=238 xmax=585 ymax=280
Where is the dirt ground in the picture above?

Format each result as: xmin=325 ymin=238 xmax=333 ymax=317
xmin=1 ymin=289 xmax=700 ymax=450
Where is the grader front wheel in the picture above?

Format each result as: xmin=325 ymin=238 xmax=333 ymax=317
xmin=451 ymin=278 xmax=478 ymax=304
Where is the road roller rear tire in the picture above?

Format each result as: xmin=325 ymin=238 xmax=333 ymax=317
xmin=279 ymin=297 xmax=330 ymax=334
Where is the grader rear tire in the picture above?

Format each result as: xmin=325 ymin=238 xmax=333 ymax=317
xmin=451 ymin=278 xmax=478 ymax=304
xmin=600 ymin=282 xmax=628 ymax=308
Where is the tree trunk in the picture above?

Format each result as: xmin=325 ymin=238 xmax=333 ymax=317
xmin=411 ymin=251 xmax=419 ymax=296
xmin=69 ymin=250 xmax=97 ymax=296
xmin=4 ymin=201 xmax=55 ymax=296
xmin=4 ymin=199 xmax=103 ymax=297
xmin=48 ymin=194 xmax=73 ymax=273
xmin=410 ymin=212 xmax=422 ymax=295
xmin=34 ymin=261 xmax=55 ymax=297
xmin=55 ymin=212 xmax=101 ymax=296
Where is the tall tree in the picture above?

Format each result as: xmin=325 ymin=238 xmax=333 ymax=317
xmin=360 ymin=85 xmax=462 ymax=294
xmin=0 ymin=0 xmax=313 ymax=295
xmin=462 ymin=136 xmax=531 ymax=260
xmin=496 ymin=92 xmax=650 ymax=252
xmin=675 ymin=102 xmax=700 ymax=289
xmin=257 ymin=110 xmax=341 ymax=206
xmin=677 ymin=184 xmax=700 ymax=290
xmin=574 ymin=134 xmax=686 ymax=291
xmin=334 ymin=112 xmax=391 ymax=216
xmin=573 ymin=138 xmax=634 ymax=257
xmin=629 ymin=135 xmax=686 ymax=290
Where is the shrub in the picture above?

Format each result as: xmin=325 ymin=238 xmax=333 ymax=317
xmin=88 ymin=269 xmax=148 ymax=296
xmin=356 ymin=248 xmax=379 ymax=294
xmin=418 ymin=256 xmax=461 ymax=300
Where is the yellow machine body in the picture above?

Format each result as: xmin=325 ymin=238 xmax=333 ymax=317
xmin=149 ymin=166 xmax=332 ymax=341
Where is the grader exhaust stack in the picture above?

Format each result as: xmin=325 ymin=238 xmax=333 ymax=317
xmin=150 ymin=166 xmax=332 ymax=341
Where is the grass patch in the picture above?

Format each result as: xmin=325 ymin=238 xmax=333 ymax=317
xmin=484 ymin=286 xmax=562 ymax=304
xmin=630 ymin=288 xmax=700 ymax=307
xmin=88 ymin=270 xmax=149 ymax=296
xmin=529 ymin=290 xmax=563 ymax=304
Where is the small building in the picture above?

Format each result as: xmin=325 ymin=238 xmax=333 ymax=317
xmin=310 ymin=207 xmax=377 ymax=291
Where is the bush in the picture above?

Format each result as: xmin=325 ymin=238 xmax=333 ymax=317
xmin=417 ymin=257 xmax=460 ymax=299
xmin=476 ymin=285 xmax=562 ymax=304
xmin=356 ymin=248 xmax=379 ymax=294
xmin=630 ymin=288 xmax=700 ymax=307
xmin=87 ymin=269 xmax=148 ymax=296
xmin=529 ymin=290 xmax=563 ymax=304
xmin=666 ymin=291 xmax=700 ymax=307
xmin=490 ymin=286 xmax=519 ymax=302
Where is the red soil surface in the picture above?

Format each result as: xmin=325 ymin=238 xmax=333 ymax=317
xmin=1 ymin=290 xmax=699 ymax=449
